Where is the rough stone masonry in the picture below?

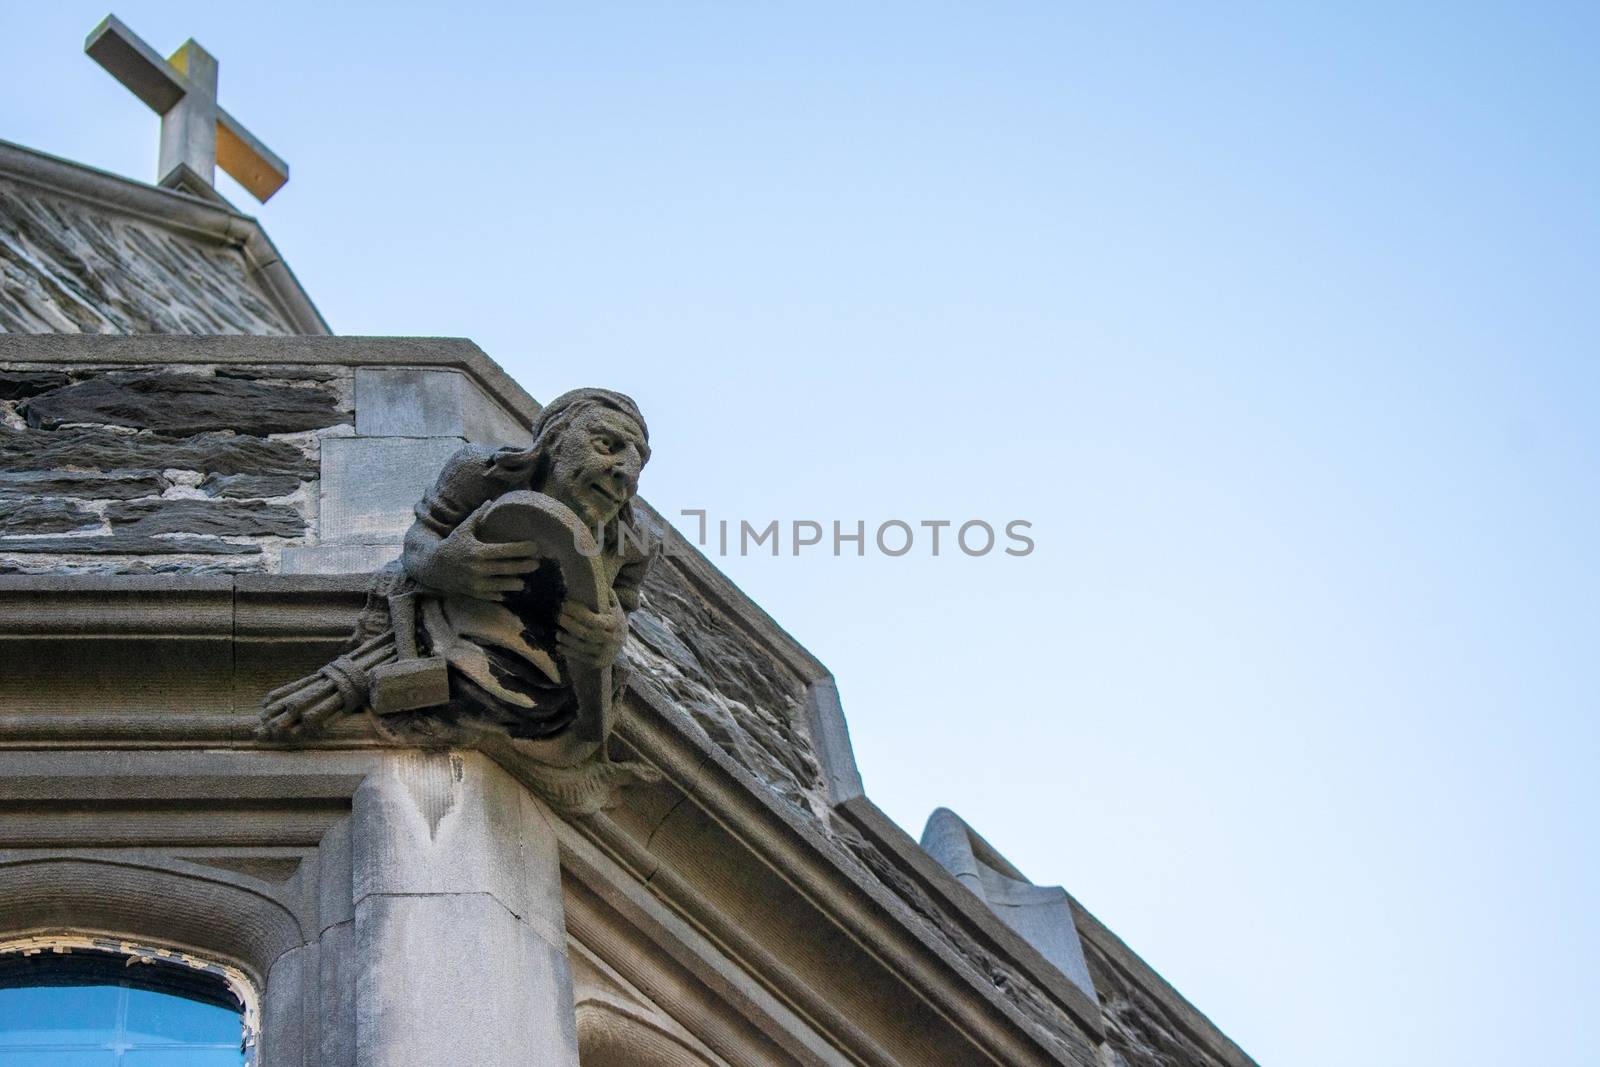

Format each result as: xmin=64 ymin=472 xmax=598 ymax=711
xmin=0 ymin=363 xmax=347 ymax=573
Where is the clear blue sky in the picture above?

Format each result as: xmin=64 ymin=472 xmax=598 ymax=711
xmin=6 ymin=4 xmax=1597 ymax=1063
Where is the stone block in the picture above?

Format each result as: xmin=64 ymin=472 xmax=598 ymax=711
xmin=263 ymin=942 xmax=310 ymax=1067
xmin=0 ymin=469 xmax=168 ymax=500
xmin=355 ymin=368 xmax=530 ymax=448
xmin=106 ymin=498 xmax=305 ymax=538
xmin=0 ymin=634 xmax=235 ymax=714
xmin=0 ymin=499 xmax=99 ymax=534
xmin=354 ymin=893 xmax=578 ymax=1067
xmin=976 ymin=869 xmax=1097 ymax=1005
xmin=316 ymin=816 xmax=355 ymax=931
xmin=0 ymin=369 xmax=69 ymax=399
xmin=804 ymin=675 xmax=864 ymax=804
xmin=318 ymin=436 xmax=463 ymax=544
xmin=317 ymin=920 xmax=358 ymax=1067
xmin=0 ymin=535 xmax=261 ymax=555
xmin=351 ymin=752 xmax=562 ymax=941
xmin=279 ymin=544 xmax=401 ymax=574
xmin=200 ymin=473 xmax=303 ymax=499
xmin=20 ymin=371 xmax=348 ymax=435
xmin=0 ymin=425 xmax=315 ymax=478
xmin=350 ymin=752 xmax=576 ymax=1067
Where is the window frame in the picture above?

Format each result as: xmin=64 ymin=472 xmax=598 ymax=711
xmin=0 ymin=937 xmax=258 ymax=1066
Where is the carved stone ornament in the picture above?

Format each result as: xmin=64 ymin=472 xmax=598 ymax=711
xmin=258 ymin=388 xmax=660 ymax=813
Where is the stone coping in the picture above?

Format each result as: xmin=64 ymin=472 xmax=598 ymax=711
xmin=835 ymin=795 xmax=1103 ymax=1037
xmin=0 ymin=138 xmax=328 ymax=335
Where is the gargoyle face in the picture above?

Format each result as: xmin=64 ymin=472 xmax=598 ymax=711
xmin=541 ymin=405 xmax=648 ymax=530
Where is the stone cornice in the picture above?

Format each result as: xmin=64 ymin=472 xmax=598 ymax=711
xmin=0 ymin=573 xmax=361 ymax=643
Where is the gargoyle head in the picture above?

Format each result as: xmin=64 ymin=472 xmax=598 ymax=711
xmin=521 ymin=388 xmax=651 ymax=533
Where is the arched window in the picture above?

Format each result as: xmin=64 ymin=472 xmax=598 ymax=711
xmin=0 ymin=948 xmax=246 ymax=1065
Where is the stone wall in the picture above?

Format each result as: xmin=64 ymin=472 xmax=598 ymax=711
xmin=0 ymin=363 xmax=350 ymax=574
xmin=0 ymin=340 xmax=837 ymax=828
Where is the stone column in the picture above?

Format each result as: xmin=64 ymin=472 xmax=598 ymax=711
xmin=352 ymin=751 xmax=579 ymax=1067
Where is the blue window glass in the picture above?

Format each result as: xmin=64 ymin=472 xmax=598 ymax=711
xmin=0 ymin=951 xmax=244 ymax=1066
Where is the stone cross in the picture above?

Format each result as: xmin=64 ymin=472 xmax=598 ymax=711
xmin=85 ymin=14 xmax=289 ymax=202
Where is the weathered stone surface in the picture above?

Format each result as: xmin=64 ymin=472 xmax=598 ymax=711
xmin=355 ymin=894 xmax=578 ymax=1067
xmin=354 ymin=367 xmax=530 ymax=448
xmin=804 ymin=675 xmax=864 ymax=805
xmin=627 ymin=607 xmax=705 ymax=677
xmin=352 ymin=752 xmax=562 ymax=937
xmin=368 ymin=655 xmax=451 ymax=714
xmin=106 ymin=498 xmax=305 ymax=538
xmin=0 ymin=535 xmax=260 ymax=554
xmin=0 ymin=182 xmax=295 ymax=334
xmin=0 ymin=557 xmax=258 ymax=574
xmin=280 ymin=544 xmax=401 ymax=574
xmin=829 ymin=815 xmax=1100 ymax=1067
xmin=0 ymin=426 xmax=315 ymax=477
xmin=352 ymin=753 xmax=578 ymax=1067
xmin=0 ymin=369 xmax=69 ymax=399
xmin=216 ymin=364 xmax=343 ymax=382
xmin=21 ymin=371 xmax=347 ymax=435
xmin=0 ymin=498 xmax=98 ymax=534
xmin=319 ymin=436 xmax=464 ymax=543
xmin=0 ymin=469 xmax=167 ymax=499
xmin=261 ymin=394 xmax=653 ymax=787
xmin=922 ymin=808 xmax=1097 ymax=1003
xmin=625 ymin=560 xmax=825 ymax=816
xmin=263 ymin=944 xmax=311 ymax=1067
xmin=199 ymin=472 xmax=302 ymax=498
xmin=1087 ymin=933 xmax=1232 ymax=1067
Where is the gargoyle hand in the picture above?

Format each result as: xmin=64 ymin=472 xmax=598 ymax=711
xmin=412 ymin=505 xmax=540 ymax=602
xmin=557 ymin=592 xmax=628 ymax=669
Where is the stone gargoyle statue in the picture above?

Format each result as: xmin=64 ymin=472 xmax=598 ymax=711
xmin=258 ymin=388 xmax=659 ymax=812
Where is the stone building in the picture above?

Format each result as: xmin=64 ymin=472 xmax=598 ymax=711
xmin=0 ymin=26 xmax=1257 ymax=1067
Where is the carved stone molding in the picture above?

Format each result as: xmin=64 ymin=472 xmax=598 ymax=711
xmin=571 ymin=945 xmax=728 ymax=1067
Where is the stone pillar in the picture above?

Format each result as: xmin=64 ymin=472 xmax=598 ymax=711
xmin=352 ymin=751 xmax=578 ymax=1067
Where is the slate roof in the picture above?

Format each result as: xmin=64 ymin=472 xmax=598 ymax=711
xmin=0 ymin=139 xmax=325 ymax=335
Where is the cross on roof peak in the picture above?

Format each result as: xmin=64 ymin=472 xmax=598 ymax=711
xmin=85 ymin=14 xmax=288 ymax=203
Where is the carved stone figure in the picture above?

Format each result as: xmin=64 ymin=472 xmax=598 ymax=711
xmin=258 ymin=389 xmax=657 ymax=809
